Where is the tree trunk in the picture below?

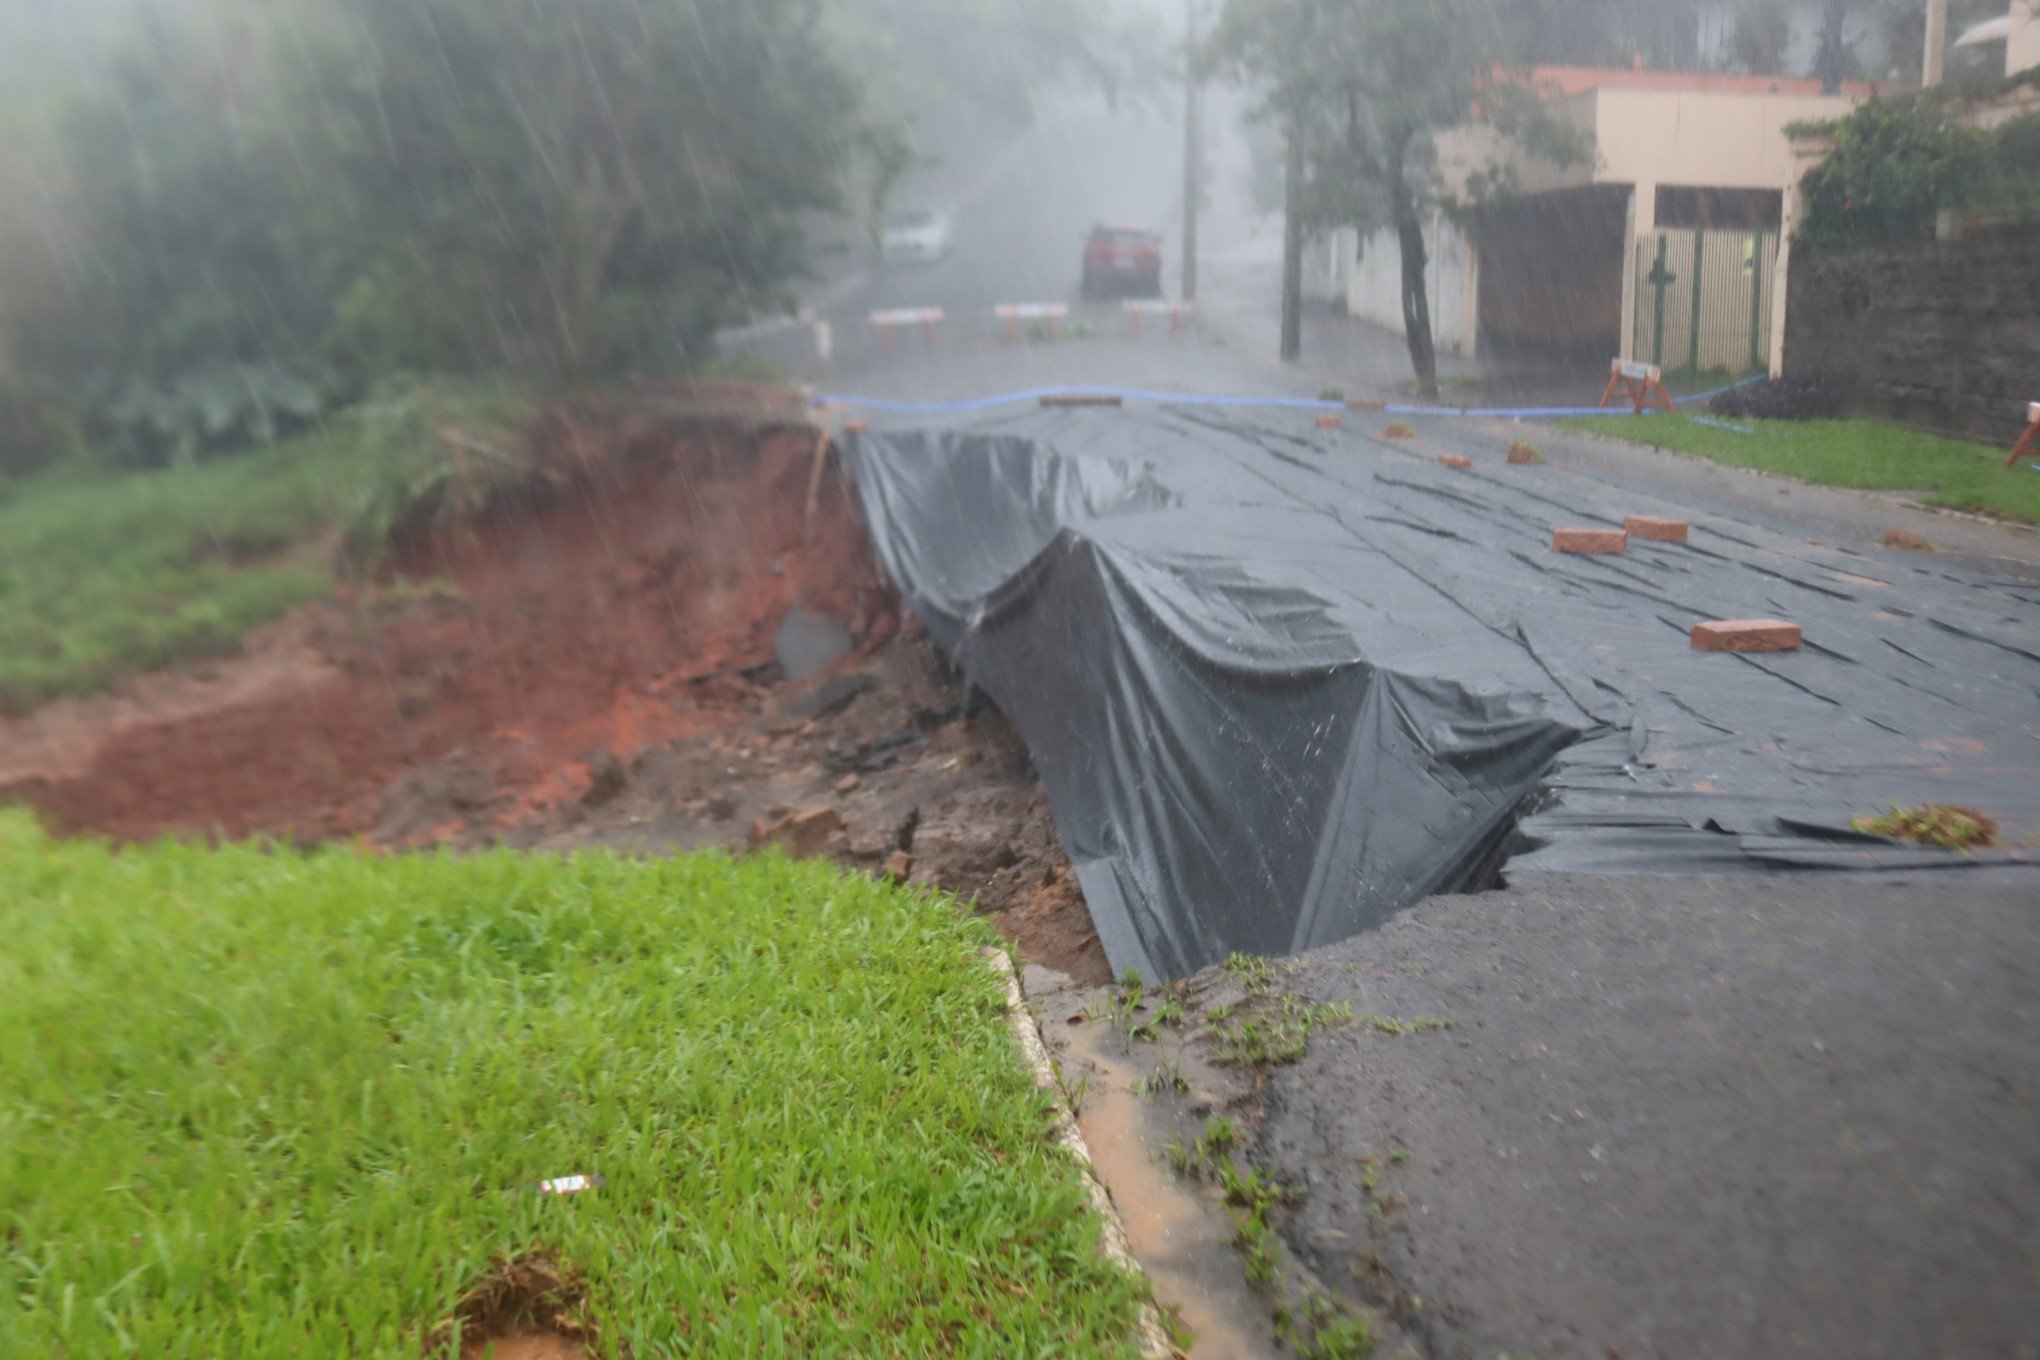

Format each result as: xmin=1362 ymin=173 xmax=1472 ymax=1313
xmin=1816 ymin=0 xmax=1848 ymax=95
xmin=1280 ymin=118 xmax=1304 ymax=362
xmin=1387 ymin=141 xmax=1436 ymax=399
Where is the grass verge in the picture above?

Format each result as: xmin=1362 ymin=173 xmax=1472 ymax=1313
xmin=0 ymin=383 xmax=528 ymax=715
xmin=0 ymin=815 xmax=1145 ymax=1357
xmin=1558 ymin=413 xmax=2039 ymax=524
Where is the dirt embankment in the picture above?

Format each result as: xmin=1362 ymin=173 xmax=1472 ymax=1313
xmin=0 ymin=402 xmax=1106 ymax=982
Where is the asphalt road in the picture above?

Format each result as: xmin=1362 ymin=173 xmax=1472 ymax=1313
xmin=724 ymin=92 xmax=1195 ymax=387
xmin=1258 ymin=873 xmax=2040 ymax=1360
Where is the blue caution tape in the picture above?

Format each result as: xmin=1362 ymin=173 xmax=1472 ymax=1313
xmin=814 ymin=374 xmax=1767 ymax=420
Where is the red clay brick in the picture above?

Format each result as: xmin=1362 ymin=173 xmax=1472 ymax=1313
xmin=842 ymin=419 xmax=872 ymax=434
xmin=1553 ymin=527 xmax=1628 ymax=554
xmin=1625 ymin=514 xmax=1689 ymax=543
xmin=1437 ymin=454 xmax=1473 ymax=470
xmin=1316 ymin=412 xmax=1343 ymax=430
xmin=1346 ymin=398 xmax=1388 ymax=411
xmin=1692 ymin=619 xmax=1802 ymax=653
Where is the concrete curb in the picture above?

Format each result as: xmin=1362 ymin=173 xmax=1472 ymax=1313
xmin=985 ymin=949 xmax=1175 ymax=1360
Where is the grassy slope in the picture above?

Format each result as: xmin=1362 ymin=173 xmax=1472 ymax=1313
xmin=1559 ymin=414 xmax=2040 ymax=525
xmin=0 ymin=817 xmax=1143 ymax=1357
xmin=0 ymin=385 xmax=529 ymax=716
xmin=0 ymin=431 xmax=374 ymax=714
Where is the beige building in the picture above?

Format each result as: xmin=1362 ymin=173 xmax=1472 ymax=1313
xmin=1957 ymin=0 xmax=2040 ymax=78
xmin=1317 ymin=68 xmax=1867 ymax=376
xmin=1955 ymin=1 xmax=2040 ymax=123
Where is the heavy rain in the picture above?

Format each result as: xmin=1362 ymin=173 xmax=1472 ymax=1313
xmin=1 ymin=0 xmax=2036 ymax=1355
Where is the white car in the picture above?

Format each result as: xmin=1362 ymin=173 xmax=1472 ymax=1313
xmin=881 ymin=207 xmax=952 ymax=266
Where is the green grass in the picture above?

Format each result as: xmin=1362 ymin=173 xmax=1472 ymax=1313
xmin=0 ymin=382 xmax=529 ymax=715
xmin=0 ymin=436 xmax=348 ymax=712
xmin=0 ymin=815 xmax=1144 ymax=1357
xmin=1559 ymin=413 xmax=2040 ymax=524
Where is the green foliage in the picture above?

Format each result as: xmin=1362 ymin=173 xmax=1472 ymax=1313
xmin=1726 ymin=0 xmax=1795 ymax=76
xmin=0 ymin=383 xmax=511 ymax=713
xmin=96 ymin=364 xmax=327 ymax=469
xmin=0 ymin=819 xmax=1149 ymax=1357
xmin=1294 ymin=1294 xmax=1376 ymax=1360
xmin=823 ymin=0 xmax=1145 ymax=133
xmin=1210 ymin=995 xmax=1355 ymax=1068
xmin=1851 ymin=802 xmax=1999 ymax=849
xmin=1135 ymin=1060 xmax=1191 ymax=1099
xmin=1364 ymin=1014 xmax=1453 ymax=1036
xmin=1222 ymin=951 xmax=1277 ymax=997
xmin=1559 ymin=413 xmax=2040 ymax=524
xmin=1795 ymin=92 xmax=1991 ymax=247
xmin=0 ymin=0 xmax=904 ymax=463
xmin=339 ymin=381 xmax=538 ymax=567
xmin=0 ymin=364 xmax=83 ymax=479
xmin=303 ymin=0 xmax=882 ymax=380
xmin=1967 ymin=112 xmax=2040 ymax=228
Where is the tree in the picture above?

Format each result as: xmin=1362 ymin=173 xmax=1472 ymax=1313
xmin=292 ymin=0 xmax=887 ymax=381
xmin=1205 ymin=0 xmax=1588 ymax=396
xmin=0 ymin=0 xmax=900 ymax=451
xmin=1729 ymin=0 xmax=1796 ymax=75
xmin=823 ymin=0 xmax=1145 ymax=131
xmin=0 ymin=4 xmax=333 ymax=463
xmin=1817 ymin=0 xmax=1850 ymax=92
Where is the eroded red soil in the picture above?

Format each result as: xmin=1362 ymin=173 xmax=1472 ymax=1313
xmin=0 ymin=400 xmax=1107 ymax=982
xmin=12 ymin=412 xmax=893 ymax=843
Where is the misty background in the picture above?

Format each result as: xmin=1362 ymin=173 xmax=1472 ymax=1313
xmin=0 ymin=0 xmax=2010 ymax=474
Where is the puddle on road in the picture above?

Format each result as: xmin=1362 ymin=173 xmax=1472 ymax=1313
xmin=1054 ymin=1010 xmax=1283 ymax=1360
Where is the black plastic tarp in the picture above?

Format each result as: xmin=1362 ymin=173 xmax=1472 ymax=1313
xmin=843 ymin=405 xmax=2040 ymax=979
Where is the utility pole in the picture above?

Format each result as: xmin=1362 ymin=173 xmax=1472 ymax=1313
xmin=1182 ymin=0 xmax=1200 ymax=302
xmin=1923 ymin=0 xmax=1949 ymax=86
xmin=1280 ymin=117 xmax=1303 ymax=362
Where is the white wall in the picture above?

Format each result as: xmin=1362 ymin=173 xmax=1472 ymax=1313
xmin=1339 ymin=218 xmax=1473 ymax=357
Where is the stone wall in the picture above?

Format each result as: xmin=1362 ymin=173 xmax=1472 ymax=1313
xmin=1784 ymin=227 xmax=2040 ymax=447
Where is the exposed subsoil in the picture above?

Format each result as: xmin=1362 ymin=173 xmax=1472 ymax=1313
xmin=0 ymin=404 xmax=1108 ymax=983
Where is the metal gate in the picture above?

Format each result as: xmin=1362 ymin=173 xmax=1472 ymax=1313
xmin=1632 ymin=229 xmax=1778 ymax=378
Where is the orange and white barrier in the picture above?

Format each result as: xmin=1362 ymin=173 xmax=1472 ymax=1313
xmin=1124 ymin=299 xmax=1193 ymax=337
xmin=869 ymin=307 xmax=945 ymax=346
xmin=1598 ymin=359 xmax=1675 ymax=415
xmin=2005 ymin=401 xmax=2040 ymax=469
xmin=994 ymin=303 xmax=1070 ymax=342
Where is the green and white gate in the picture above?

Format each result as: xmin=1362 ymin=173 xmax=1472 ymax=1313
xmin=1632 ymin=228 xmax=1779 ymax=379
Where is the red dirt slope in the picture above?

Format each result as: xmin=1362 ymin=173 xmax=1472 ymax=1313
xmin=12 ymin=410 xmax=897 ymax=843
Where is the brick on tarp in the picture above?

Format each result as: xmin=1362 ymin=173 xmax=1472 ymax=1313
xmin=1437 ymin=454 xmax=1473 ymax=470
xmin=1553 ymin=528 xmax=1628 ymax=554
xmin=1317 ymin=413 xmax=1343 ymax=430
xmin=1691 ymin=619 xmax=1803 ymax=653
xmin=1625 ymin=514 xmax=1689 ymax=543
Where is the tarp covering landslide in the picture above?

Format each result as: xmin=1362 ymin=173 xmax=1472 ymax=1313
xmin=843 ymin=406 xmax=2040 ymax=979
